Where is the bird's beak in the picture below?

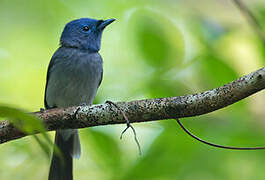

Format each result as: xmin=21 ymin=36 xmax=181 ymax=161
xmin=98 ymin=18 xmax=116 ymax=29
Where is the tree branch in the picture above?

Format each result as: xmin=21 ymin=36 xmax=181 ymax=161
xmin=0 ymin=66 xmax=265 ymax=144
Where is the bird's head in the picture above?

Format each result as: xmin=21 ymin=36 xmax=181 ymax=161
xmin=60 ymin=18 xmax=115 ymax=52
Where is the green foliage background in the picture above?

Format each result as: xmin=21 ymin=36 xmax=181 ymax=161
xmin=0 ymin=0 xmax=265 ymax=179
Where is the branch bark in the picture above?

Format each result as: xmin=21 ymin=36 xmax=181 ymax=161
xmin=0 ymin=66 xmax=265 ymax=144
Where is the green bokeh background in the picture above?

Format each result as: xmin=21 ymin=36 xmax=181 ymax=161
xmin=0 ymin=0 xmax=265 ymax=179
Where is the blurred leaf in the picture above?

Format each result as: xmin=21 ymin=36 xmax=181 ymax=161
xmin=147 ymin=76 xmax=191 ymax=98
xmin=136 ymin=19 xmax=170 ymax=65
xmin=0 ymin=105 xmax=52 ymax=158
xmin=196 ymin=54 xmax=238 ymax=89
xmin=0 ymin=105 xmax=43 ymax=132
xmin=32 ymin=135 xmax=50 ymax=158
xmin=129 ymin=9 xmax=185 ymax=69
xmin=81 ymin=129 xmax=122 ymax=173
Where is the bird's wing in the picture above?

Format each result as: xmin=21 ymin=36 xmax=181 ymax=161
xmin=98 ymin=70 xmax=103 ymax=88
xmin=44 ymin=50 xmax=59 ymax=109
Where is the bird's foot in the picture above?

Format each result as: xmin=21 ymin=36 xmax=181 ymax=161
xmin=73 ymin=103 xmax=91 ymax=119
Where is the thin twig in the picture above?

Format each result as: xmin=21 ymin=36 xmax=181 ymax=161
xmin=106 ymin=101 xmax=142 ymax=155
xmin=174 ymin=0 xmax=265 ymax=151
xmin=176 ymin=118 xmax=265 ymax=150
xmin=233 ymin=0 xmax=265 ymax=44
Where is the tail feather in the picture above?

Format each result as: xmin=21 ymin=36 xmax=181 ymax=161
xmin=48 ymin=131 xmax=76 ymax=180
xmin=72 ymin=132 xmax=81 ymax=159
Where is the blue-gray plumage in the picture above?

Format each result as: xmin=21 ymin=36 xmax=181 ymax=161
xmin=45 ymin=18 xmax=115 ymax=180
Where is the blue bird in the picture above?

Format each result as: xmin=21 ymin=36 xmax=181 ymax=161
xmin=45 ymin=18 xmax=115 ymax=180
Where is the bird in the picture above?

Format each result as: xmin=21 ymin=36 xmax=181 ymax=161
xmin=44 ymin=17 xmax=115 ymax=180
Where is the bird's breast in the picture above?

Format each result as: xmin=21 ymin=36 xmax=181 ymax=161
xmin=46 ymin=51 xmax=103 ymax=108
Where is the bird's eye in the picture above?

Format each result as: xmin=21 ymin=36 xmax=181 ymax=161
xmin=83 ymin=26 xmax=89 ymax=31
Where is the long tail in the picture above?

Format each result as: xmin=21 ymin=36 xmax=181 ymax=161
xmin=48 ymin=130 xmax=81 ymax=180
